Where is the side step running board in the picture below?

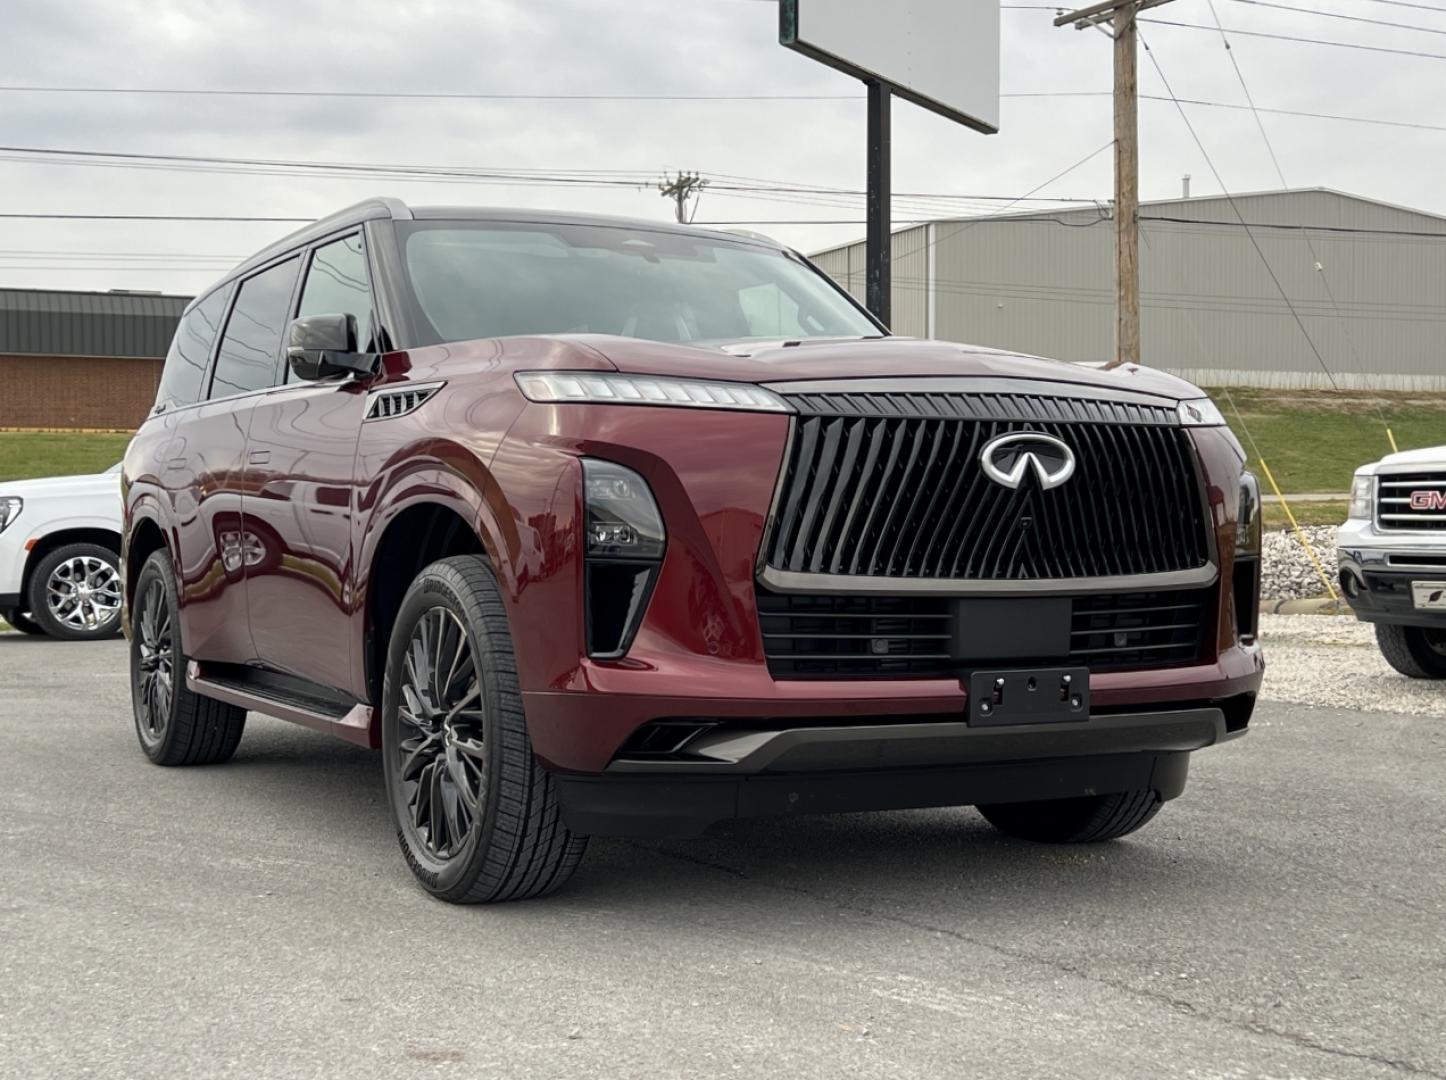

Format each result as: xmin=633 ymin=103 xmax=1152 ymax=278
xmin=187 ymin=662 xmax=377 ymax=748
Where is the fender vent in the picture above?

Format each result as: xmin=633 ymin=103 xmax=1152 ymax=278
xmin=365 ymin=382 xmax=443 ymax=421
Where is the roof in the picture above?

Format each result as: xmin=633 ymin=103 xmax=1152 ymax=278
xmin=0 ymin=287 xmax=191 ymax=359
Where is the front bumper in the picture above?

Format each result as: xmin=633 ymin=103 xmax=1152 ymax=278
xmin=553 ymin=698 xmax=1253 ymax=837
xmin=1338 ymin=518 xmax=1446 ymax=627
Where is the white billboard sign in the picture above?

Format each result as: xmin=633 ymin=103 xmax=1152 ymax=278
xmin=780 ymin=0 xmax=1000 ymax=133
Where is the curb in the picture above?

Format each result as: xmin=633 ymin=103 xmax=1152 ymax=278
xmin=1262 ymin=597 xmax=1351 ymax=616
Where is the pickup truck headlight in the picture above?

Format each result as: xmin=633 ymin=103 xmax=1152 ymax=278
xmin=582 ymin=459 xmax=665 ymax=658
xmin=0 ymin=496 xmax=21 ymax=534
xmin=1348 ymin=474 xmax=1374 ymax=522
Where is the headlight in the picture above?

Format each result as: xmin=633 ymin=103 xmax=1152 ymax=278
xmin=516 ymin=371 xmax=792 ymax=413
xmin=1237 ymin=471 xmax=1261 ymax=555
xmin=582 ymin=459 xmax=665 ymax=658
xmin=1348 ymin=473 xmax=1374 ymax=522
xmin=0 ymin=496 xmax=21 ymax=534
xmin=1177 ymin=398 xmax=1227 ymax=427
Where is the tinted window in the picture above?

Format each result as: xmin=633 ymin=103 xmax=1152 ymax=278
xmin=397 ymin=222 xmax=877 ymax=348
xmin=210 ymin=257 xmax=301 ymax=399
xmin=297 ymin=233 xmax=375 ymax=355
xmin=155 ymin=286 xmax=228 ymax=409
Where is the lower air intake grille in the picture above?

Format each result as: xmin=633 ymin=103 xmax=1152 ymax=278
xmin=757 ymin=588 xmax=1213 ymax=679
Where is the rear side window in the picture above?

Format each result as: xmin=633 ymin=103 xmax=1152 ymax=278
xmin=297 ymin=233 xmax=375 ymax=353
xmin=209 ymin=257 xmax=302 ymax=400
xmin=155 ymin=287 xmax=228 ymax=410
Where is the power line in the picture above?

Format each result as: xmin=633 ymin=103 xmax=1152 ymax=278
xmin=0 ymin=85 xmax=861 ymax=102
xmin=1223 ymin=0 xmax=1446 ymax=35
xmin=1142 ymin=17 xmax=1446 ymax=61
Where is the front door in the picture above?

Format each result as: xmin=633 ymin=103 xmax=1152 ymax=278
xmin=241 ymin=232 xmax=376 ymax=697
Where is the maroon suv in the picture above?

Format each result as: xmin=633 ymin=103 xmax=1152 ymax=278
xmin=122 ymin=198 xmax=1264 ymax=903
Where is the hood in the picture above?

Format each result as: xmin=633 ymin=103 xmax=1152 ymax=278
xmin=0 ymin=468 xmax=121 ymax=500
xmin=556 ymin=335 xmax=1205 ymax=401
xmin=1373 ymin=445 xmax=1446 ymax=471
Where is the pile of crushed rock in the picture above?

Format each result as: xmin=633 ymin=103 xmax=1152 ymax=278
xmin=1261 ymin=525 xmax=1339 ymax=601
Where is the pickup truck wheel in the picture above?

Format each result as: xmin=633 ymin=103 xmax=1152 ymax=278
xmin=1374 ymin=623 xmax=1446 ymax=679
xmin=2 ymin=608 xmax=44 ymax=635
xmin=382 ymin=555 xmax=587 ymax=903
xmin=26 ymin=543 xmax=123 ymax=640
xmin=129 ymin=550 xmax=247 ymax=765
xmin=977 ymin=789 xmax=1163 ymax=843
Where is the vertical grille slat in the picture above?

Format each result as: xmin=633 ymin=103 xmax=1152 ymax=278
xmin=766 ymin=393 xmax=1210 ymax=582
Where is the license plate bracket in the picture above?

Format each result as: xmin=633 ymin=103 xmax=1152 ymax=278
xmin=968 ymin=667 xmax=1090 ymax=727
xmin=1411 ymin=581 xmax=1446 ymax=610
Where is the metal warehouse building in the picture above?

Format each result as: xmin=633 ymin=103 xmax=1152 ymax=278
xmin=812 ymin=188 xmax=1446 ymax=390
xmin=0 ymin=288 xmax=189 ymax=430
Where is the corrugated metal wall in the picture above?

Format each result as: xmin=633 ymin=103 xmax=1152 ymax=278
xmin=0 ymin=289 xmax=189 ymax=359
xmin=815 ymin=190 xmax=1446 ymax=389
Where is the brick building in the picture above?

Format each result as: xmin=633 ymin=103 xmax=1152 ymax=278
xmin=1 ymin=288 xmax=190 ymax=430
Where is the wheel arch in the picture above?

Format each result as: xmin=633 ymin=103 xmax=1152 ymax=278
xmin=22 ymin=524 xmax=124 ymax=597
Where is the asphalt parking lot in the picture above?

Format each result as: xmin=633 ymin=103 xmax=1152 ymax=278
xmin=2 ymin=620 xmax=1443 ymax=1080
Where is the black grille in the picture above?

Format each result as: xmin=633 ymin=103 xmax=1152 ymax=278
xmin=1376 ymin=472 xmax=1446 ymax=530
xmin=757 ymin=588 xmax=1212 ymax=679
xmin=767 ymin=393 xmax=1210 ymax=581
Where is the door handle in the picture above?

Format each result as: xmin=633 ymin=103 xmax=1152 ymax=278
xmin=248 ymin=449 xmax=271 ymax=464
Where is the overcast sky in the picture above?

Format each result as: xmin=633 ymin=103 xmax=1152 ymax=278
xmin=1 ymin=0 xmax=1438 ymax=295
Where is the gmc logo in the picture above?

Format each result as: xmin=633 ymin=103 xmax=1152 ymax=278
xmin=1410 ymin=490 xmax=1446 ymax=511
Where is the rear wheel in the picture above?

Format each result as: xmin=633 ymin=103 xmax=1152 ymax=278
xmin=978 ymin=789 xmax=1163 ymax=843
xmin=129 ymin=550 xmax=247 ymax=765
xmin=27 ymin=543 xmax=123 ymax=640
xmin=1374 ymin=623 xmax=1446 ymax=679
xmin=2 ymin=608 xmax=43 ymax=635
xmin=382 ymin=555 xmax=587 ymax=903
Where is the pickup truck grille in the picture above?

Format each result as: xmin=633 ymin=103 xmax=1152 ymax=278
xmin=1377 ymin=472 xmax=1446 ymax=530
xmin=765 ymin=392 xmax=1210 ymax=581
xmin=756 ymin=588 xmax=1213 ymax=679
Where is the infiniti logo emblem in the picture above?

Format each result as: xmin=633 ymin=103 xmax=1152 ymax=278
xmin=979 ymin=432 xmax=1076 ymax=491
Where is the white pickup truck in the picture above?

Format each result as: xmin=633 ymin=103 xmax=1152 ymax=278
xmin=1339 ymin=447 xmax=1446 ymax=677
xmin=0 ymin=465 xmax=123 ymax=640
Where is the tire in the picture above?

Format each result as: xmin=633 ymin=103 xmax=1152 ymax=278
xmin=1374 ymin=623 xmax=1446 ymax=679
xmin=382 ymin=555 xmax=587 ymax=903
xmin=978 ymin=789 xmax=1163 ymax=843
xmin=25 ymin=542 xmax=124 ymax=640
xmin=129 ymin=550 xmax=247 ymax=765
xmin=2 ymin=608 xmax=44 ymax=635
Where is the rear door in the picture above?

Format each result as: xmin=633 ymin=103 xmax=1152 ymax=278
xmin=178 ymin=256 xmax=303 ymax=664
xmin=240 ymin=231 xmax=376 ymax=696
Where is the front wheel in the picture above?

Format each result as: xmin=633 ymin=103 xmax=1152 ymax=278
xmin=978 ymin=789 xmax=1163 ymax=843
xmin=1374 ymin=623 xmax=1446 ymax=679
xmin=382 ymin=555 xmax=587 ymax=904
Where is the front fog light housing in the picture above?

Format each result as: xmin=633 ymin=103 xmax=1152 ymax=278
xmin=1348 ymin=474 xmax=1374 ymax=522
xmin=583 ymin=459 xmax=665 ymax=657
xmin=1234 ymin=471 xmax=1262 ymax=643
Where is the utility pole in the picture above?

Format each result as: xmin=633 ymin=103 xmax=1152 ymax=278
xmin=1054 ymin=0 xmax=1176 ymax=369
xmin=657 ymin=171 xmax=708 ymax=224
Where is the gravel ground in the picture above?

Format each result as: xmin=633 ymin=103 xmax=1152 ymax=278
xmin=1261 ymin=524 xmax=1339 ymax=600
xmin=1260 ymin=611 xmax=1446 ymax=718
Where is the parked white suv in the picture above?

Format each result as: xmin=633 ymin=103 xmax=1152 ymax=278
xmin=1339 ymin=447 xmax=1446 ymax=677
xmin=0 ymin=465 xmax=123 ymax=640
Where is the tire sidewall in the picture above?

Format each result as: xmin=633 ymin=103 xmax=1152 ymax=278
xmin=381 ymin=562 xmax=507 ymax=899
xmin=130 ymin=552 xmax=183 ymax=760
xmin=28 ymin=543 xmax=123 ymax=640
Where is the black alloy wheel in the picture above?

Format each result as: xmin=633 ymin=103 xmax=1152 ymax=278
xmin=134 ymin=574 xmax=176 ymax=748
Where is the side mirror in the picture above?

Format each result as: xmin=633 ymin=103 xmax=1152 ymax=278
xmin=286 ymin=314 xmax=376 ymax=381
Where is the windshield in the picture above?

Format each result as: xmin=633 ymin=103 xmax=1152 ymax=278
xmin=396 ymin=220 xmax=879 ymax=348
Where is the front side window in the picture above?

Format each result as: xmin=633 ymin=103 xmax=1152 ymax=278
xmin=396 ymin=221 xmax=877 ymax=348
xmin=296 ymin=233 xmax=375 ymax=357
xmin=209 ymin=257 xmax=301 ymax=400
xmin=155 ymin=286 xmax=228 ymax=410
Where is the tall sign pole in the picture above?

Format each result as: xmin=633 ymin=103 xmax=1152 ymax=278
xmin=1055 ymin=0 xmax=1175 ymax=368
xmin=866 ymin=81 xmax=892 ymax=326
